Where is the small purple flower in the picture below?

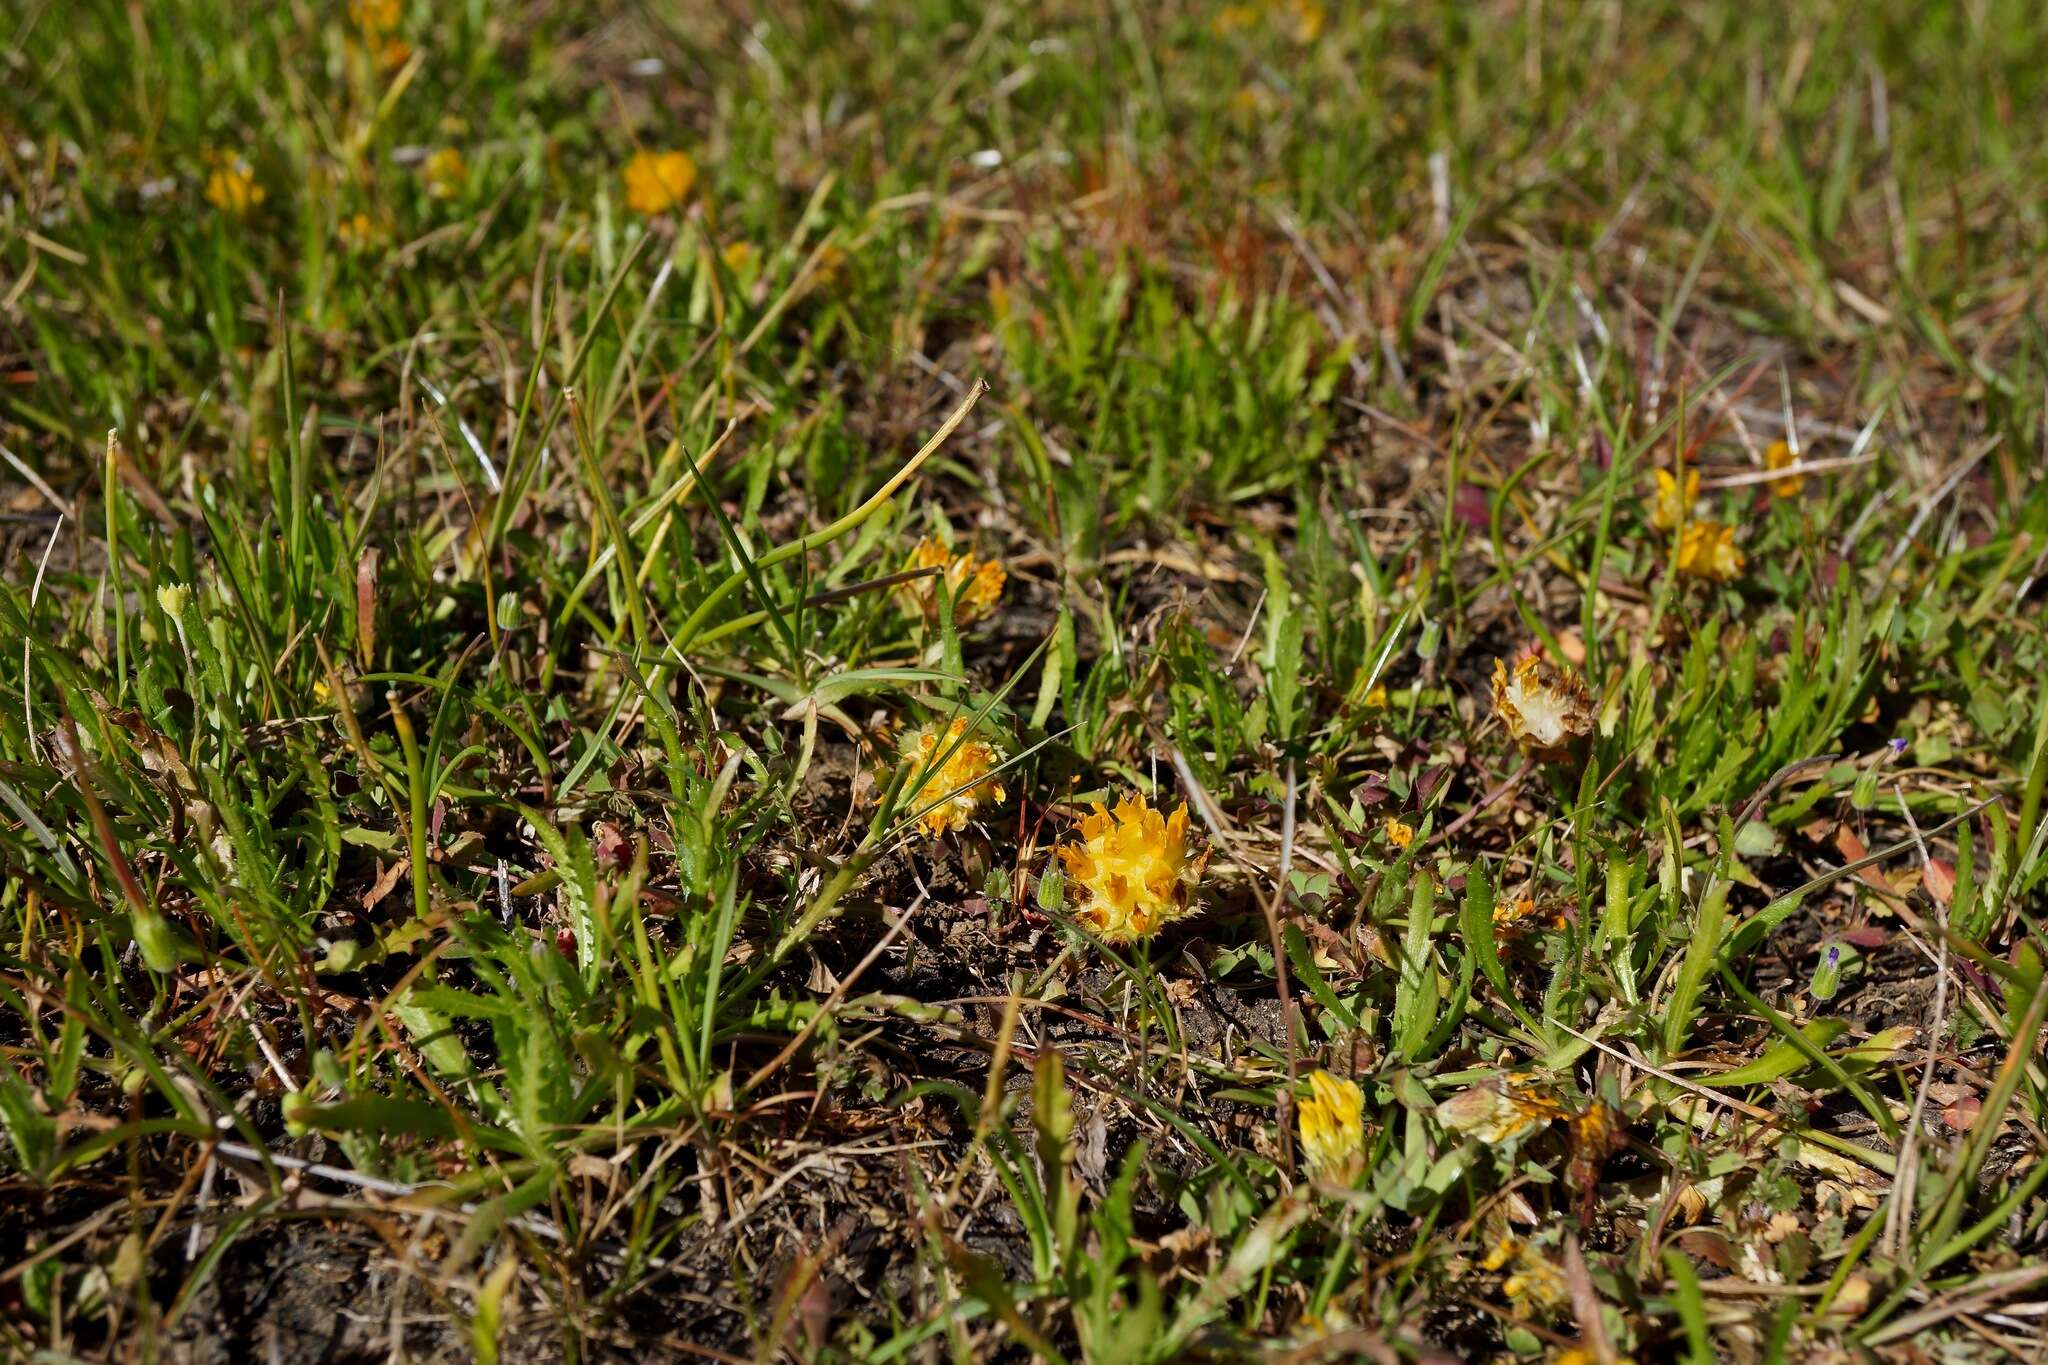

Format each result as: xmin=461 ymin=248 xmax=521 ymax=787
xmin=1886 ymin=738 xmax=1908 ymax=761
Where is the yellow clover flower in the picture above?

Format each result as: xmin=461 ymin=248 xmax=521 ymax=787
xmin=1481 ymin=1234 xmax=1569 ymax=1314
xmin=335 ymin=212 xmax=385 ymax=253
xmin=898 ymin=536 xmax=1005 ymax=627
xmin=1765 ymin=439 xmax=1805 ymax=498
xmin=422 ymin=147 xmax=467 ymax=199
xmin=1058 ymin=790 xmax=1205 ymax=945
xmin=1297 ymin=1069 xmax=1365 ymax=1179
xmin=1491 ymin=652 xmax=1594 ymax=756
xmin=1384 ymin=817 xmax=1415 ymax=850
xmin=1650 ymin=465 xmax=1699 ymax=532
xmin=901 ymin=718 xmax=1006 ymax=838
xmin=1677 ymin=520 xmax=1744 ymax=582
xmin=348 ymin=0 xmax=401 ymax=33
xmin=623 ymin=149 xmax=696 ymax=216
xmin=202 ymin=156 xmax=264 ymax=217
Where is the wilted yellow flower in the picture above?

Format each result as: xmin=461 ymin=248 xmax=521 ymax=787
xmin=202 ymin=157 xmax=264 ymax=217
xmin=1297 ymin=1069 xmax=1364 ymax=1178
xmin=898 ymin=536 xmax=1005 ymax=627
xmin=1059 ymin=791 xmax=1205 ymax=945
xmin=1438 ymin=1073 xmax=1563 ymax=1146
xmin=1650 ymin=465 xmax=1699 ymax=532
xmin=422 ymin=147 xmax=467 ymax=199
xmin=1492 ymin=652 xmax=1594 ymax=756
xmin=1384 ymin=817 xmax=1414 ymax=849
xmin=348 ymin=0 xmax=401 ymax=33
xmin=901 ymin=718 xmax=1006 ymax=837
xmin=1677 ymin=520 xmax=1744 ymax=582
xmin=623 ymin=149 xmax=696 ymax=216
xmin=1765 ymin=439 xmax=1805 ymax=497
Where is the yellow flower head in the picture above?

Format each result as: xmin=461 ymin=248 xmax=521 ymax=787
xmin=155 ymin=582 xmax=192 ymax=618
xmin=721 ymin=240 xmax=758 ymax=273
xmin=1677 ymin=520 xmax=1744 ymax=582
xmin=1765 ymin=439 xmax=1805 ymax=498
xmin=348 ymin=0 xmax=401 ymax=34
xmin=1502 ymin=1250 xmax=1568 ymax=1313
xmin=1650 ymin=465 xmax=1700 ymax=532
xmin=1286 ymin=0 xmax=1326 ymax=42
xmin=1493 ymin=894 xmax=1538 ymax=926
xmin=335 ymin=212 xmax=384 ymax=252
xmin=898 ymin=536 xmax=1006 ymax=627
xmin=1384 ymin=817 xmax=1414 ymax=850
xmin=423 ymin=147 xmax=467 ymax=199
xmin=1297 ymin=1069 xmax=1365 ymax=1178
xmin=1058 ymin=791 xmax=1205 ymax=945
xmin=1437 ymin=1073 xmax=1563 ymax=1146
xmin=623 ymin=149 xmax=696 ymax=216
xmin=901 ymin=718 xmax=1006 ymax=837
xmin=202 ymin=157 xmax=264 ymax=217
xmin=1211 ymin=3 xmax=1260 ymax=34
xmin=1492 ymin=652 xmax=1594 ymax=756
xmin=1362 ymin=683 xmax=1389 ymax=709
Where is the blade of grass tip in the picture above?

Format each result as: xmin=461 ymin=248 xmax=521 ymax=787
xmin=563 ymin=389 xmax=649 ymax=655
xmin=103 ymin=430 xmax=128 ymax=694
xmin=669 ymin=416 xmax=801 ymax=669
xmin=1714 ymin=965 xmax=1899 ymax=1145
xmin=667 ymin=380 xmax=986 ymax=658
xmin=387 ymin=695 xmax=432 ymax=921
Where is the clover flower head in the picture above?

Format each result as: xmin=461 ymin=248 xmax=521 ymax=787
xmin=623 ymin=149 xmax=696 ymax=216
xmin=335 ymin=212 xmax=384 ymax=252
xmin=1765 ymin=439 xmax=1805 ymax=498
xmin=423 ymin=147 xmax=467 ymax=199
xmin=1502 ymin=1249 xmax=1568 ymax=1313
xmin=899 ymin=536 xmax=1005 ymax=627
xmin=1384 ymin=817 xmax=1414 ymax=850
xmin=1677 ymin=520 xmax=1744 ymax=582
xmin=1058 ymin=790 xmax=1205 ymax=945
xmin=1492 ymin=651 xmax=1594 ymax=756
xmin=1650 ymin=465 xmax=1700 ymax=531
xmin=901 ymin=718 xmax=1006 ymax=838
xmin=1297 ymin=1069 xmax=1365 ymax=1178
xmin=202 ymin=156 xmax=264 ymax=217
xmin=348 ymin=0 xmax=401 ymax=33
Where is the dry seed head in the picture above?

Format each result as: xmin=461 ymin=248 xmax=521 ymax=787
xmin=1491 ymin=652 xmax=1594 ymax=756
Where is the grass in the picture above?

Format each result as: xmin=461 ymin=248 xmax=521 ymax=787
xmin=3 ymin=0 xmax=2048 ymax=1358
